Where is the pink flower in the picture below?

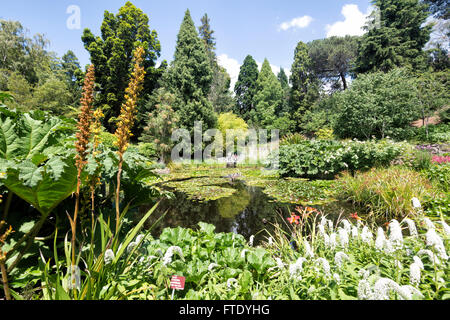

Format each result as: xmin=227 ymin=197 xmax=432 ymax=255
xmin=432 ymin=156 xmax=450 ymax=164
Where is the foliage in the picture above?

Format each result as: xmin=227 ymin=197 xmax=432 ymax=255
xmin=415 ymin=71 xmax=449 ymax=138
xmin=289 ymin=42 xmax=320 ymax=131
xmin=31 ymin=77 xmax=74 ymax=116
xmin=423 ymin=163 xmax=450 ymax=192
xmin=164 ymin=10 xmax=216 ymax=133
xmin=81 ymin=1 xmax=162 ymax=132
xmin=251 ymin=59 xmax=283 ymax=128
xmin=0 ymin=20 xmax=50 ymax=86
xmin=355 ymin=0 xmax=432 ymax=73
xmin=338 ymin=166 xmax=434 ymax=220
xmin=217 ymin=112 xmax=248 ymax=143
xmin=31 ymin=203 xmax=159 ymax=300
xmin=315 ymin=128 xmax=335 ymax=140
xmin=300 ymin=94 xmax=341 ymax=135
xmin=140 ymin=88 xmax=179 ymax=163
xmin=26 ymin=215 xmax=450 ymax=300
xmin=413 ymin=123 xmax=450 ymax=143
xmin=308 ymin=35 xmax=359 ymax=91
xmin=274 ymin=139 xmax=406 ymax=179
xmin=334 ymin=68 xmax=420 ymax=140
xmin=198 ymin=14 xmax=234 ymax=114
xmin=233 ymin=55 xmax=259 ymax=122
xmin=280 ymin=132 xmax=307 ymax=146
xmin=422 ymin=0 xmax=449 ymax=19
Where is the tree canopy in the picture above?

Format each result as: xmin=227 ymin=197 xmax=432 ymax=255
xmin=81 ymin=1 xmax=162 ymax=131
xmin=355 ymin=0 xmax=433 ymax=73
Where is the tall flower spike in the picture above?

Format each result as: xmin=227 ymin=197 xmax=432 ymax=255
xmin=113 ymin=47 xmax=146 ymax=234
xmin=70 ymin=64 xmax=95 ymax=289
xmin=403 ymin=218 xmax=418 ymax=237
xmin=75 ymin=65 xmax=95 ymax=170
xmin=388 ymin=219 xmax=403 ymax=249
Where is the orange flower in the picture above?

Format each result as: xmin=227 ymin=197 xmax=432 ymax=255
xmin=287 ymin=213 xmax=300 ymax=225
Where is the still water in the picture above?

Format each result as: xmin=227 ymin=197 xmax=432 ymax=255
xmin=139 ymin=180 xmax=358 ymax=245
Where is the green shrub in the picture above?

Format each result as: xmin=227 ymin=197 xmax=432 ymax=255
xmin=99 ymin=130 xmax=117 ymax=149
xmin=137 ymin=142 xmax=157 ymax=159
xmin=423 ymin=163 xmax=450 ymax=192
xmin=411 ymin=150 xmax=432 ymax=171
xmin=338 ymin=167 xmax=434 ymax=220
xmin=280 ymin=132 xmax=307 ymax=146
xmin=274 ymin=139 xmax=406 ymax=179
xmin=315 ymin=128 xmax=335 ymax=140
xmin=413 ymin=123 xmax=450 ymax=143
xmin=333 ymin=68 xmax=419 ymax=141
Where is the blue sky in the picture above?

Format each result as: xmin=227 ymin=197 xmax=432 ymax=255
xmin=1 ymin=0 xmax=373 ymax=87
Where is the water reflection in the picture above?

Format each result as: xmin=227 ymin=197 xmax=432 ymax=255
xmin=139 ymin=180 xmax=358 ymax=245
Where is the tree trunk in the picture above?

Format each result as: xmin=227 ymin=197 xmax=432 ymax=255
xmin=340 ymin=72 xmax=348 ymax=90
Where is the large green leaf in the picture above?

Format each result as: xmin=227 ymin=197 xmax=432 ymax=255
xmin=2 ymin=158 xmax=77 ymax=215
xmin=0 ymin=116 xmax=19 ymax=159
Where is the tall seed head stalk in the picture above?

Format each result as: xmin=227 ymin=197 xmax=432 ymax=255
xmin=69 ymin=65 xmax=95 ymax=288
xmin=114 ymin=47 xmax=146 ymax=234
xmin=0 ymin=221 xmax=14 ymax=300
xmin=88 ymin=108 xmax=104 ymax=221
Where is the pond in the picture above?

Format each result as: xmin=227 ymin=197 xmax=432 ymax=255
xmin=139 ymin=178 xmax=360 ymax=245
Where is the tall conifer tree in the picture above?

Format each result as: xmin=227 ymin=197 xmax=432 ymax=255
xmin=252 ymin=59 xmax=284 ymax=127
xmin=289 ymin=41 xmax=319 ymax=128
xmin=233 ymin=55 xmax=259 ymax=122
xmin=166 ymin=9 xmax=216 ymax=132
xmin=355 ymin=0 xmax=432 ymax=73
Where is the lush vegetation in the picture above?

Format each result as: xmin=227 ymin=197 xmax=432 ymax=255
xmin=275 ymin=139 xmax=407 ymax=179
xmin=0 ymin=0 xmax=449 ymax=301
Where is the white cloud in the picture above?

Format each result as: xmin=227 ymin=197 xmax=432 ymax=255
xmin=217 ymin=54 xmax=241 ymax=91
xmin=325 ymin=4 xmax=372 ymax=37
xmin=279 ymin=16 xmax=313 ymax=31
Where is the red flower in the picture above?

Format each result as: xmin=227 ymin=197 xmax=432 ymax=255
xmin=350 ymin=212 xmax=361 ymax=220
xmin=287 ymin=214 xmax=300 ymax=225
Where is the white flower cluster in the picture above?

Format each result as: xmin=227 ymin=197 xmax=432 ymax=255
xmin=334 ymin=251 xmax=349 ymax=269
xmin=425 ymin=228 xmax=448 ymax=260
xmin=104 ymin=249 xmax=115 ymax=265
xmin=303 ymin=240 xmax=314 ymax=258
xmin=289 ymin=257 xmax=306 ymax=281
xmin=314 ymin=257 xmax=331 ymax=277
xmin=403 ymin=218 xmax=418 ymax=237
xmin=358 ymin=277 xmax=423 ymax=300
xmin=162 ymin=246 xmax=183 ymax=266
xmin=409 ymin=256 xmax=424 ymax=286
xmin=227 ymin=278 xmax=238 ymax=289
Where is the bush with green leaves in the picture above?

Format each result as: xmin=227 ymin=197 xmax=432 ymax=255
xmin=423 ymin=163 xmax=450 ymax=193
xmin=413 ymin=123 xmax=450 ymax=144
xmin=333 ymin=68 xmax=420 ymax=141
xmin=273 ymin=139 xmax=406 ymax=179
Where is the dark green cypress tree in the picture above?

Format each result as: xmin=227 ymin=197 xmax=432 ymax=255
xmin=252 ymin=59 xmax=284 ymax=127
xmin=198 ymin=13 xmax=234 ymax=114
xmin=233 ymin=55 xmax=259 ymax=122
xmin=289 ymin=41 xmax=319 ymax=129
xmin=277 ymin=68 xmax=290 ymax=115
xmin=355 ymin=0 xmax=432 ymax=74
xmin=166 ymin=9 xmax=216 ymax=132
